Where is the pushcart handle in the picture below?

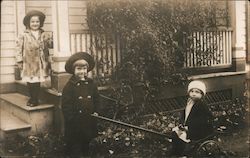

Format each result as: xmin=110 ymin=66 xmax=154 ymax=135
xmin=91 ymin=114 xmax=171 ymax=138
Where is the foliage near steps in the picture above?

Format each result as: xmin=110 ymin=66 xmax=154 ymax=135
xmin=90 ymin=98 xmax=248 ymax=157
xmin=0 ymin=130 xmax=65 ymax=157
xmin=0 ymin=98 xmax=248 ymax=157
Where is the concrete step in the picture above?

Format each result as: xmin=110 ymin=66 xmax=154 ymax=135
xmin=0 ymin=93 xmax=54 ymax=134
xmin=0 ymin=110 xmax=31 ymax=140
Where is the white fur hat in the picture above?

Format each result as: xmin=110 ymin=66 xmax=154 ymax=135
xmin=188 ymin=80 xmax=206 ymax=95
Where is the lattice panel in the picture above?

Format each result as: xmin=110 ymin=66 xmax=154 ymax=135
xmin=144 ymin=89 xmax=232 ymax=115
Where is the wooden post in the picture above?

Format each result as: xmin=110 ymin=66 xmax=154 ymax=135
xmin=14 ymin=0 xmax=26 ymax=36
xmin=230 ymin=1 xmax=246 ymax=72
xmin=51 ymin=0 xmax=71 ymax=73
xmin=50 ymin=0 xmax=72 ymax=93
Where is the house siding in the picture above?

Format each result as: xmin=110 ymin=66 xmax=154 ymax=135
xmin=68 ymin=0 xmax=88 ymax=31
xmin=247 ymin=2 xmax=250 ymax=62
xmin=235 ymin=1 xmax=247 ymax=51
xmin=1 ymin=1 xmax=16 ymax=83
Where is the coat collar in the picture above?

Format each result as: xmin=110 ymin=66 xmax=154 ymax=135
xmin=69 ymin=75 xmax=92 ymax=85
xmin=183 ymin=99 xmax=203 ymax=124
xmin=24 ymin=29 xmax=44 ymax=40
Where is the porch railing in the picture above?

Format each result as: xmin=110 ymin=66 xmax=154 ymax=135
xmin=184 ymin=29 xmax=232 ymax=68
xmin=70 ymin=29 xmax=232 ymax=77
xmin=70 ymin=30 xmax=121 ymax=78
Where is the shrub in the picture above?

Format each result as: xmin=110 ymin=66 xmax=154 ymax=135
xmin=87 ymin=0 xmax=228 ymax=84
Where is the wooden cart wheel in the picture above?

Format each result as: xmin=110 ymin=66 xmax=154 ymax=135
xmin=195 ymin=140 xmax=221 ymax=157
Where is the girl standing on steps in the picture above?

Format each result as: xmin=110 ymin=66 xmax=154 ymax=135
xmin=16 ymin=10 xmax=53 ymax=107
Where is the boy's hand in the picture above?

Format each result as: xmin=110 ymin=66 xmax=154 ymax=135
xmin=93 ymin=112 xmax=99 ymax=116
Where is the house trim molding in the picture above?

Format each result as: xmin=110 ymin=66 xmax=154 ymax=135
xmin=14 ymin=0 xmax=26 ymax=36
xmin=188 ymin=71 xmax=246 ymax=80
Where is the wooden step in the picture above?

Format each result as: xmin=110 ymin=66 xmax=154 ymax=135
xmin=0 ymin=93 xmax=54 ymax=111
xmin=0 ymin=110 xmax=31 ymax=140
xmin=0 ymin=93 xmax=54 ymax=134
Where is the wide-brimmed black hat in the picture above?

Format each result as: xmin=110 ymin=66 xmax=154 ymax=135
xmin=65 ymin=52 xmax=95 ymax=74
xmin=23 ymin=10 xmax=46 ymax=28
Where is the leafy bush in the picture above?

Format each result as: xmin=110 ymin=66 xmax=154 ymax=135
xmin=90 ymin=98 xmax=247 ymax=157
xmin=90 ymin=112 xmax=178 ymax=157
xmin=2 ymin=131 xmax=64 ymax=157
xmin=210 ymin=98 xmax=248 ymax=133
xmin=1 ymin=99 xmax=247 ymax=157
xmin=87 ymin=0 xmax=227 ymax=84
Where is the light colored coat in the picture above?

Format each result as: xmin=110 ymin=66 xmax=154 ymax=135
xmin=16 ymin=29 xmax=53 ymax=82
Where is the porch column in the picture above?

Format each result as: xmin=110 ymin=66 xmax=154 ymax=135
xmin=230 ymin=1 xmax=246 ymax=72
xmin=51 ymin=0 xmax=71 ymax=92
xmin=15 ymin=0 xmax=26 ymax=36
xmin=13 ymin=1 xmax=26 ymax=81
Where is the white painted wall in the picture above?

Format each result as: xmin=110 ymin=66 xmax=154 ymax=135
xmin=1 ymin=1 xmax=16 ymax=83
xmin=233 ymin=1 xmax=247 ymax=58
xmin=68 ymin=0 xmax=88 ymax=31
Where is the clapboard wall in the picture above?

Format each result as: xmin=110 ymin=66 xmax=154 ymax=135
xmin=1 ymin=1 xmax=16 ymax=84
xmin=68 ymin=0 xmax=88 ymax=31
xmin=247 ymin=2 xmax=250 ymax=62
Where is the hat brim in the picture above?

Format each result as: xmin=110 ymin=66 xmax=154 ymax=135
xmin=65 ymin=52 xmax=95 ymax=74
xmin=23 ymin=10 xmax=46 ymax=27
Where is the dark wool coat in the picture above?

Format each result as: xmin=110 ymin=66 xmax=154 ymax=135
xmin=16 ymin=29 xmax=53 ymax=79
xmin=62 ymin=76 xmax=100 ymax=143
xmin=180 ymin=99 xmax=213 ymax=141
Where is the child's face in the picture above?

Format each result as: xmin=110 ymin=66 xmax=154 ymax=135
xmin=74 ymin=65 xmax=88 ymax=79
xmin=30 ymin=16 xmax=40 ymax=30
xmin=189 ymin=88 xmax=203 ymax=100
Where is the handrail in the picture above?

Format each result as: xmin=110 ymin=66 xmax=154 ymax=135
xmin=69 ymin=27 xmax=233 ymax=34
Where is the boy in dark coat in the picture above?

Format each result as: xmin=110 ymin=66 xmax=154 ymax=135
xmin=62 ymin=52 xmax=100 ymax=157
xmin=171 ymin=80 xmax=213 ymax=156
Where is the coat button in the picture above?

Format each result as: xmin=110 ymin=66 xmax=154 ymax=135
xmin=77 ymin=83 xmax=80 ymax=86
xmin=79 ymin=110 xmax=82 ymax=113
xmin=78 ymin=96 xmax=83 ymax=99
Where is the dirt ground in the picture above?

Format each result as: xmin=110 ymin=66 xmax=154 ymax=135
xmin=0 ymin=126 xmax=249 ymax=157
xmin=219 ymin=127 xmax=249 ymax=157
xmin=0 ymin=112 xmax=249 ymax=157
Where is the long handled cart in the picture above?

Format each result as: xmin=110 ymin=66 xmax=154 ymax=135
xmin=91 ymin=114 xmax=222 ymax=157
xmin=97 ymin=81 xmax=232 ymax=157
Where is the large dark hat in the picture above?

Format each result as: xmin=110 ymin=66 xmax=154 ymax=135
xmin=23 ymin=10 xmax=46 ymax=28
xmin=65 ymin=52 xmax=95 ymax=74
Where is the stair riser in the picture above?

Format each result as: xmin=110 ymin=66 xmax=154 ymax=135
xmin=1 ymin=100 xmax=54 ymax=134
xmin=1 ymin=100 xmax=29 ymax=123
xmin=16 ymin=82 xmax=59 ymax=105
xmin=28 ymin=109 xmax=54 ymax=133
xmin=0 ymin=129 xmax=30 ymax=141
